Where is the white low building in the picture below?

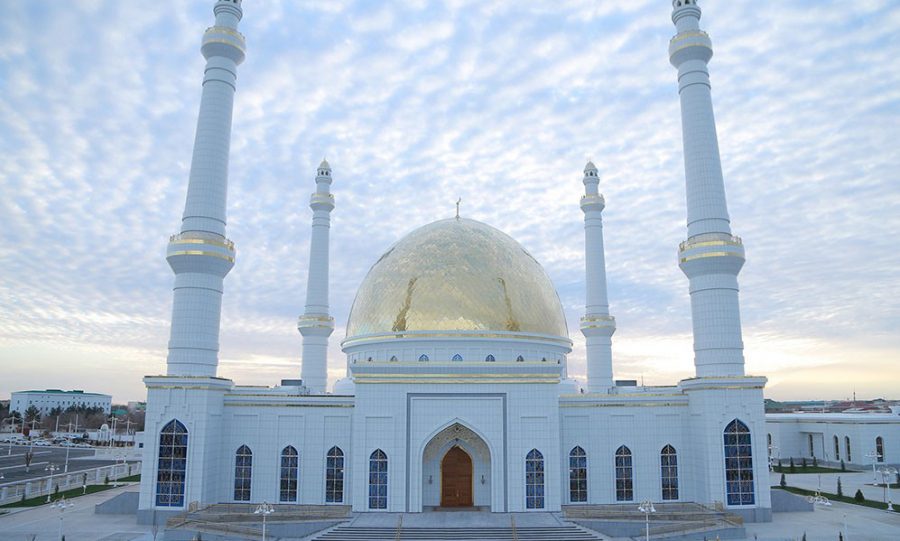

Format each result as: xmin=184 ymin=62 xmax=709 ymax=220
xmin=139 ymin=0 xmax=774 ymax=525
xmin=766 ymin=409 xmax=900 ymax=472
xmin=10 ymin=389 xmax=111 ymax=416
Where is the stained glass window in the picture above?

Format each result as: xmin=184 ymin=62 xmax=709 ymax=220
xmin=485 ymin=355 xmax=495 ymax=362
xmin=326 ymin=446 xmax=344 ymax=503
xmin=876 ymin=437 xmax=884 ymax=462
xmin=234 ymin=445 xmax=252 ymax=501
xmin=369 ymin=449 xmax=388 ymax=509
xmin=615 ymin=446 xmax=633 ymax=502
xmin=156 ymin=420 xmax=188 ymax=507
xmin=280 ymin=446 xmax=299 ymax=502
xmin=845 ymin=436 xmax=852 ymax=462
xmin=724 ymin=420 xmax=754 ymax=505
xmin=419 ymin=354 xmax=429 ymax=362
xmin=834 ymin=436 xmax=840 ymax=461
xmin=661 ymin=445 xmax=678 ymax=501
xmin=516 ymin=355 xmax=525 ymax=363
xmin=452 ymin=354 xmax=463 ymax=362
xmin=526 ymin=449 xmax=544 ymax=509
xmin=569 ymin=446 xmax=587 ymax=503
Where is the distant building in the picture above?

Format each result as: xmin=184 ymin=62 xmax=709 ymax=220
xmin=766 ymin=407 xmax=900 ymax=470
xmin=10 ymin=389 xmax=112 ymax=416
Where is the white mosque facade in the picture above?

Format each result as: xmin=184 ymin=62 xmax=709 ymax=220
xmin=138 ymin=0 xmax=774 ymax=524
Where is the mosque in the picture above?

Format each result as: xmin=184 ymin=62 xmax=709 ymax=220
xmin=138 ymin=0 xmax=774 ymax=525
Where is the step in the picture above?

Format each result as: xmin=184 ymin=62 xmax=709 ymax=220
xmin=313 ymin=524 xmax=603 ymax=541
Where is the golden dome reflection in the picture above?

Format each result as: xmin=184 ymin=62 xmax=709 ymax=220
xmin=345 ymin=218 xmax=568 ymax=339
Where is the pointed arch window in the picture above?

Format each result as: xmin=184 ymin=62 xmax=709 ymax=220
xmin=326 ymin=446 xmax=344 ymax=503
xmin=389 ymin=355 xmax=398 ymax=363
xmin=845 ymin=436 xmax=852 ymax=462
xmin=280 ymin=446 xmax=299 ymax=502
xmin=452 ymin=354 xmax=463 ymax=362
xmin=661 ymin=445 xmax=678 ymax=501
xmin=834 ymin=436 xmax=840 ymax=461
xmin=156 ymin=420 xmax=188 ymax=506
xmin=234 ymin=445 xmax=252 ymax=501
xmin=615 ymin=446 xmax=633 ymax=501
xmin=516 ymin=355 xmax=525 ymax=362
xmin=369 ymin=449 xmax=388 ymax=509
xmin=809 ymin=434 xmax=815 ymax=457
xmin=568 ymin=446 xmax=587 ymax=503
xmin=526 ymin=449 xmax=545 ymax=509
xmin=876 ymin=437 xmax=884 ymax=462
xmin=724 ymin=419 xmax=754 ymax=505
xmin=419 ymin=354 xmax=429 ymax=362
xmin=485 ymin=355 xmax=496 ymax=362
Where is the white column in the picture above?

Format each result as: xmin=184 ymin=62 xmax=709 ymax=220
xmin=298 ymin=160 xmax=335 ymax=393
xmin=579 ymin=161 xmax=615 ymax=392
xmin=669 ymin=0 xmax=746 ymax=378
xmin=165 ymin=1 xmax=246 ymax=377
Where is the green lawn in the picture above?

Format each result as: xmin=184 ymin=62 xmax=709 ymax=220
xmin=0 ymin=475 xmax=141 ymax=508
xmin=774 ymin=486 xmax=900 ymax=513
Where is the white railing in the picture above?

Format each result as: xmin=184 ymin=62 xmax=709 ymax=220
xmin=0 ymin=462 xmax=141 ymax=506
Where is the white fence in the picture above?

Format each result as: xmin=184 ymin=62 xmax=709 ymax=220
xmin=0 ymin=462 xmax=141 ymax=506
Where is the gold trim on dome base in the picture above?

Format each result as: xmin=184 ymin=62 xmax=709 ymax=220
xmin=342 ymin=331 xmax=572 ymax=348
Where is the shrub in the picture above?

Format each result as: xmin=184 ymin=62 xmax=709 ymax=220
xmin=780 ymin=473 xmax=786 ymax=488
xmin=813 ymin=456 xmax=818 ymax=468
xmin=837 ymin=477 xmax=843 ymax=498
xmin=802 ymin=457 xmax=808 ymax=469
xmin=854 ymin=489 xmax=865 ymax=502
xmin=802 ymin=533 xmax=807 ymax=541
xmin=789 ymin=458 xmax=796 ymax=473
xmin=840 ymin=459 xmax=845 ymax=472
xmin=104 ymin=475 xmax=110 ymax=485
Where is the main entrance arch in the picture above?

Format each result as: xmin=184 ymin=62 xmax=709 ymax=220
xmin=441 ymin=446 xmax=473 ymax=506
xmin=422 ymin=423 xmax=491 ymax=509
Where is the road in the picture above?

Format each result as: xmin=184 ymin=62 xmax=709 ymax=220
xmin=0 ymin=444 xmax=137 ymax=485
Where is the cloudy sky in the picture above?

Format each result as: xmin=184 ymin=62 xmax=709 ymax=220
xmin=1 ymin=0 xmax=898 ymax=404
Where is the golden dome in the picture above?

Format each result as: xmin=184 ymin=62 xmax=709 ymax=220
xmin=345 ymin=218 xmax=568 ymax=339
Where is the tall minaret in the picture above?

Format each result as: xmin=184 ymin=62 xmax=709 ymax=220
xmin=580 ymin=161 xmax=616 ymax=392
xmin=669 ymin=0 xmax=746 ymax=378
xmin=297 ymin=160 xmax=335 ymax=393
xmin=164 ymin=0 xmax=245 ymax=377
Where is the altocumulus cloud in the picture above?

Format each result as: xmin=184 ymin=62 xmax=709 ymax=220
xmin=0 ymin=0 xmax=898 ymax=402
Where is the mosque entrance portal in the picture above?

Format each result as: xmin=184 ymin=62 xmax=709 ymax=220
xmin=441 ymin=446 xmax=473 ymax=507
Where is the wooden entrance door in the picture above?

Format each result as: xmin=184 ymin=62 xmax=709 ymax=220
xmin=441 ymin=446 xmax=473 ymax=507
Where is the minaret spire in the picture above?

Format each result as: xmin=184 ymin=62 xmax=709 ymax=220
xmin=669 ymin=0 xmax=747 ymax=378
xmin=580 ymin=161 xmax=616 ymax=392
xmin=164 ymin=0 xmax=246 ymax=377
xmin=298 ymin=159 xmax=335 ymax=393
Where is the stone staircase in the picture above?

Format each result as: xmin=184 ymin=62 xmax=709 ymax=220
xmin=311 ymin=524 xmax=604 ymax=540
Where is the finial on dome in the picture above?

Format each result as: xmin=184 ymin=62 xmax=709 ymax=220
xmin=584 ymin=160 xmax=597 ymax=172
xmin=319 ymin=157 xmax=330 ymax=169
xmin=456 ymin=197 xmax=461 ymax=221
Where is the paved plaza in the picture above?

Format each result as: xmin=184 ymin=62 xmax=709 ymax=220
xmin=2 ymin=475 xmax=899 ymax=541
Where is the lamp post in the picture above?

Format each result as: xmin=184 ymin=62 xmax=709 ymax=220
xmin=865 ymin=450 xmax=882 ymax=483
xmin=255 ymin=501 xmax=274 ymax=541
xmin=768 ymin=445 xmax=780 ymax=472
xmin=45 ymin=463 xmax=60 ymax=503
xmin=53 ymin=496 xmax=74 ymax=541
xmin=877 ymin=466 xmax=897 ymax=511
xmin=638 ymin=501 xmax=655 ymax=541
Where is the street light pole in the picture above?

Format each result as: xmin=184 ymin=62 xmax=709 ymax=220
xmin=638 ymin=501 xmax=655 ymax=541
xmin=53 ymin=496 xmax=74 ymax=541
xmin=865 ymin=450 xmax=881 ymax=483
xmin=44 ymin=463 xmax=60 ymax=503
xmin=877 ymin=466 xmax=897 ymax=511
xmin=255 ymin=501 xmax=274 ymax=541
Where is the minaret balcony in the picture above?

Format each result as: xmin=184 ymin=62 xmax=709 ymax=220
xmin=678 ymin=233 xmax=745 ymax=277
xmin=580 ymin=194 xmax=605 ymax=212
xmin=669 ymin=29 xmax=712 ymax=66
xmin=166 ymin=231 xmax=235 ymax=276
xmin=201 ymin=25 xmax=246 ymax=64
xmin=310 ymin=193 xmax=335 ymax=212
xmin=298 ymin=315 xmax=335 ymax=337
xmin=580 ymin=315 xmax=616 ymax=336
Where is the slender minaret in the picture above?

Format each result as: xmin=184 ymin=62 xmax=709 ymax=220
xmin=164 ymin=0 xmax=245 ymax=377
xmin=297 ymin=160 xmax=335 ymax=393
xmin=669 ymin=0 xmax=746 ymax=378
xmin=579 ymin=161 xmax=616 ymax=392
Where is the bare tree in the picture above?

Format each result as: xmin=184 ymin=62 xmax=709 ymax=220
xmin=24 ymin=451 xmax=33 ymax=473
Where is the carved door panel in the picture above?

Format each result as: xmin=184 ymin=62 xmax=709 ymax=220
xmin=441 ymin=446 xmax=473 ymax=507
